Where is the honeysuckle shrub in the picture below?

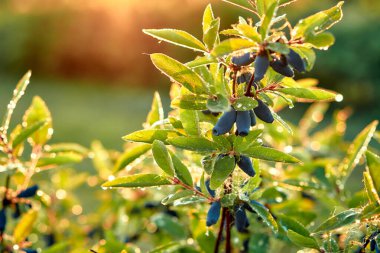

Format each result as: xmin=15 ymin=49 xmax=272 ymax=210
xmin=1 ymin=1 xmax=380 ymax=253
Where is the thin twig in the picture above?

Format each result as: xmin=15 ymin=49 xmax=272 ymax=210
xmin=222 ymin=0 xmax=260 ymax=18
xmin=172 ymin=177 xmax=216 ymax=202
xmin=225 ymin=209 xmax=232 ymax=253
xmin=214 ymin=207 xmax=227 ymax=253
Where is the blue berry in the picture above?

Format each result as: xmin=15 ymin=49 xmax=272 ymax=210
xmin=17 ymin=185 xmax=39 ymax=198
xmin=286 ymin=49 xmax=306 ymax=72
xmin=270 ymin=57 xmax=294 ymax=77
xmin=237 ymin=156 xmax=255 ymax=177
xmin=237 ymin=72 xmax=252 ymax=85
xmin=0 ymin=208 xmax=6 ymax=233
xmin=212 ymin=107 xmax=237 ymax=136
xmin=232 ymin=52 xmax=255 ymax=67
xmin=235 ymin=205 xmax=249 ymax=232
xmin=206 ymin=201 xmax=221 ymax=227
xmin=254 ymin=54 xmax=269 ymax=82
xmin=205 ymin=179 xmax=215 ymax=198
xmin=22 ymin=249 xmax=37 ymax=253
xmin=253 ymin=99 xmax=274 ymax=123
xmin=236 ymin=111 xmax=251 ymax=136
xmin=249 ymin=110 xmax=256 ymax=126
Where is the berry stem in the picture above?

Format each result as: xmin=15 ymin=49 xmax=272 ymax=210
xmin=225 ymin=209 xmax=232 ymax=253
xmin=214 ymin=207 xmax=227 ymax=253
xmin=172 ymin=177 xmax=215 ymax=202
xmin=244 ymin=71 xmax=256 ymax=97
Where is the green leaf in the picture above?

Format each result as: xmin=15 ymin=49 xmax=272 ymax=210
xmin=266 ymin=42 xmax=290 ymax=54
xmin=201 ymin=155 xmax=216 ymax=175
xmin=152 ymin=213 xmax=187 ymax=239
xmin=279 ymin=87 xmax=339 ymax=101
xmin=272 ymin=112 xmax=293 ymax=135
xmin=210 ymin=155 xmax=236 ymax=189
xmin=146 ymin=92 xmax=164 ymax=126
xmin=43 ymin=243 xmax=70 ymax=253
xmin=207 ymin=94 xmax=230 ymax=112
xmin=287 ymin=230 xmax=319 ymax=249
xmin=314 ymin=209 xmax=359 ymax=233
xmin=339 ymin=121 xmax=378 ymax=185
xmin=143 ymin=29 xmax=206 ymax=52
xmin=260 ymin=2 xmax=278 ymax=40
xmin=292 ymin=2 xmax=344 ymax=39
xmin=113 ymin=144 xmax=151 ymax=172
xmin=363 ymin=171 xmax=380 ymax=205
xmin=102 ymin=174 xmax=171 ymax=188
xmin=233 ymin=96 xmax=258 ymax=111
xmin=45 ymin=143 xmax=89 ymax=155
xmin=234 ymin=24 xmax=261 ymax=43
xmin=173 ymin=196 xmax=206 ymax=206
xmin=169 ymin=151 xmax=193 ymax=186
xmin=152 ymin=140 xmax=175 ymax=176
xmin=306 ymin=32 xmax=335 ymax=50
xmin=1 ymin=71 xmax=31 ymax=133
xmin=233 ymin=129 xmax=263 ymax=153
xmin=212 ymin=38 xmax=256 ymax=57
xmin=186 ymin=56 xmax=218 ymax=68
xmin=37 ymin=153 xmax=84 ymax=167
xmin=150 ymin=53 xmax=208 ymax=94
xmin=242 ymin=146 xmax=300 ymax=163
xmin=255 ymin=0 xmax=277 ymax=16
xmin=11 ymin=120 xmax=47 ymax=149
xmin=322 ymin=237 xmax=340 ymax=253
xmin=23 ymin=96 xmax=52 ymax=145
xmin=123 ymin=129 xmax=183 ymax=144
xmin=249 ymin=201 xmax=278 ymax=233
xmin=278 ymin=215 xmax=310 ymax=237
xmin=203 ymin=5 xmax=220 ymax=51
xmin=171 ymin=94 xmax=208 ymax=110
xmin=161 ymin=190 xmax=194 ymax=205
xmin=167 ymin=136 xmax=220 ymax=152
xmin=13 ymin=209 xmax=38 ymax=243
xmin=180 ymin=109 xmax=200 ymax=136
xmin=366 ymin=151 xmax=380 ymax=194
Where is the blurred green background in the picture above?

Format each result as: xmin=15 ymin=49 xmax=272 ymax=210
xmin=0 ymin=0 xmax=379 ymax=149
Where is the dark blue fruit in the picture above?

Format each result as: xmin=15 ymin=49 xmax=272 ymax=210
xmin=237 ymin=72 xmax=252 ymax=85
xmin=286 ymin=49 xmax=306 ymax=72
xmin=254 ymin=54 xmax=269 ymax=82
xmin=236 ymin=111 xmax=251 ymax=136
xmin=12 ymin=203 xmax=21 ymax=218
xmin=206 ymin=201 xmax=221 ymax=227
xmin=270 ymin=58 xmax=294 ymax=77
xmin=205 ymin=179 xmax=216 ymax=197
xmin=22 ymin=249 xmax=37 ymax=253
xmin=237 ymin=156 xmax=255 ymax=177
xmin=212 ymin=108 xmax=237 ymax=136
xmin=371 ymin=239 xmax=376 ymax=251
xmin=235 ymin=205 xmax=249 ymax=232
xmin=17 ymin=185 xmax=39 ymax=198
xmin=0 ymin=208 xmax=6 ymax=233
xmin=232 ymin=52 xmax=255 ymax=67
xmin=253 ymin=99 xmax=274 ymax=123
xmin=249 ymin=110 xmax=256 ymax=126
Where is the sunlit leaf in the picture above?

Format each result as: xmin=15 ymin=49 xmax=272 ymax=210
xmin=314 ymin=209 xmax=359 ymax=233
xmin=37 ymin=153 xmax=83 ymax=167
xmin=234 ymin=24 xmax=261 ymax=43
xmin=241 ymin=146 xmax=300 ymax=163
xmin=171 ymin=94 xmax=208 ymax=110
xmin=287 ymin=230 xmax=319 ymax=249
xmin=152 ymin=140 xmax=175 ymax=176
xmin=260 ymin=2 xmax=278 ymax=40
xmin=180 ymin=109 xmax=201 ymax=136
xmin=306 ymin=32 xmax=335 ymax=50
xmin=169 ymin=151 xmax=193 ymax=186
xmin=23 ymin=96 xmax=52 ymax=145
xmin=102 ymin=174 xmax=171 ymax=188
xmin=13 ymin=209 xmax=38 ymax=243
xmin=150 ymin=53 xmax=208 ymax=94
xmin=113 ymin=144 xmax=151 ymax=172
xmin=123 ymin=129 xmax=183 ymax=144
xmin=167 ymin=136 xmax=220 ymax=152
xmin=366 ymin=151 xmax=380 ymax=194
xmin=249 ymin=200 xmax=278 ymax=233
xmin=212 ymin=38 xmax=256 ymax=57
xmin=279 ymin=87 xmax=339 ymax=101
xmin=11 ymin=120 xmax=47 ymax=149
xmin=146 ymin=92 xmax=164 ymax=126
xmin=143 ymin=29 xmax=206 ymax=52
xmin=210 ymin=155 xmax=236 ymax=189
xmin=363 ymin=171 xmax=380 ymax=205
xmin=339 ymin=121 xmax=378 ymax=185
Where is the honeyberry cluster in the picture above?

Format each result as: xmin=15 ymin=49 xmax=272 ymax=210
xmin=1 ymin=184 xmax=39 ymax=253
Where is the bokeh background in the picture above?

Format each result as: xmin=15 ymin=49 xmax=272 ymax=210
xmin=0 ymin=0 xmax=379 ymax=149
